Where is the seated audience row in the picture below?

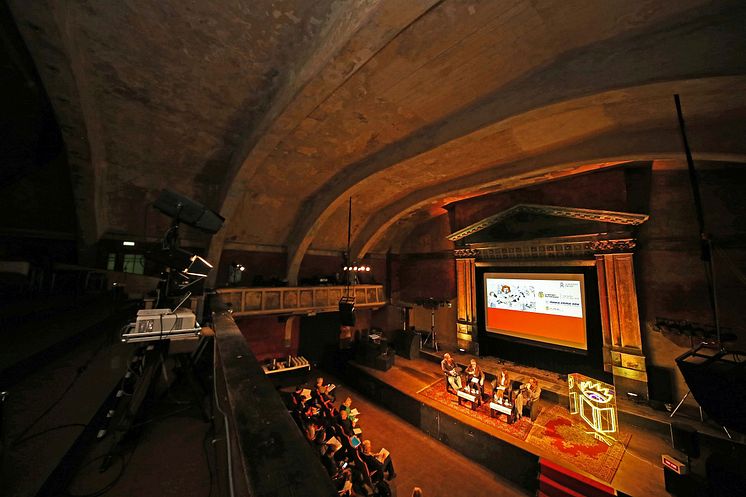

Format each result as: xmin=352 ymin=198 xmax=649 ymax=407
xmin=289 ymin=377 xmax=396 ymax=496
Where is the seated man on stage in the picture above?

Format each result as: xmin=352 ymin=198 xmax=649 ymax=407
xmin=441 ymin=353 xmax=462 ymax=393
xmin=513 ymin=377 xmax=541 ymax=421
xmin=491 ymin=369 xmax=511 ymax=404
xmin=464 ymin=358 xmax=485 ymax=398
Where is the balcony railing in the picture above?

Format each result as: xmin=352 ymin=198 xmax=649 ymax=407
xmin=216 ymin=284 xmax=385 ymax=317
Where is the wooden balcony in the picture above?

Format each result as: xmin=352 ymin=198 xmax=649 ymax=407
xmin=216 ymin=284 xmax=386 ymax=317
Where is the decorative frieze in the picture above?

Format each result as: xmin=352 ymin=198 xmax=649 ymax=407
xmin=454 ymin=237 xmax=636 ymax=260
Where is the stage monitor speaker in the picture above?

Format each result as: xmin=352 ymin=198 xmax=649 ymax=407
xmin=395 ymin=330 xmax=420 ymax=360
xmin=670 ymin=422 xmax=700 ymax=459
xmin=675 ymin=345 xmax=746 ymax=433
xmin=374 ymin=351 xmax=395 ymax=371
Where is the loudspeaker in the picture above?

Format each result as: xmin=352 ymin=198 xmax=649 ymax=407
xmin=394 ymin=330 xmax=420 ymax=360
xmin=670 ymin=422 xmax=700 ymax=459
xmin=374 ymin=351 xmax=395 ymax=371
xmin=154 ymin=189 xmax=224 ymax=234
xmin=676 ymin=345 xmax=746 ymax=433
xmin=339 ymin=298 xmax=355 ymax=326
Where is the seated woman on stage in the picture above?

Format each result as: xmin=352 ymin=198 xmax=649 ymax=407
xmin=441 ymin=353 xmax=462 ymax=393
xmin=513 ymin=377 xmax=541 ymax=421
xmin=491 ymin=369 xmax=511 ymax=404
xmin=464 ymin=358 xmax=485 ymax=397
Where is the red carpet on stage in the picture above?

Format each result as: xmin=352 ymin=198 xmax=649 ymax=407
xmin=418 ymin=380 xmax=533 ymax=441
xmin=419 ymin=381 xmax=630 ymax=483
xmin=528 ymin=404 xmax=631 ymax=483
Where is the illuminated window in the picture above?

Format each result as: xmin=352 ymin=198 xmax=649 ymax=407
xmin=122 ymin=254 xmax=145 ymax=275
xmin=106 ymin=253 xmax=117 ymax=271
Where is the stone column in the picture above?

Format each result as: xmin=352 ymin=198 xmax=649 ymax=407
xmin=596 ymin=253 xmax=649 ymax=399
xmin=456 ymin=257 xmax=478 ymax=352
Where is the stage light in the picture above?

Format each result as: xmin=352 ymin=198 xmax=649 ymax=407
xmin=183 ymin=255 xmax=213 ymax=278
xmin=123 ymin=241 xmax=135 ymax=246
xmin=353 ymin=266 xmax=358 ymax=271
xmin=365 ymin=266 xmax=371 ymax=271
xmin=343 ymin=266 xmax=348 ymax=271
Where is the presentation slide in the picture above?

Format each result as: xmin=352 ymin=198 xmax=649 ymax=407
xmin=484 ymin=272 xmax=587 ymax=351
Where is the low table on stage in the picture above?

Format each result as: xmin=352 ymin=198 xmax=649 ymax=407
xmin=489 ymin=400 xmax=514 ymax=422
xmin=457 ymin=389 xmax=481 ymax=410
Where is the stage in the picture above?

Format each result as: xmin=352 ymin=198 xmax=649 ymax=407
xmin=342 ymin=354 xmax=684 ymax=497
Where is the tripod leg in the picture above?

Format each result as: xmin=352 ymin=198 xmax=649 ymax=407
xmin=669 ymin=390 xmax=691 ymax=418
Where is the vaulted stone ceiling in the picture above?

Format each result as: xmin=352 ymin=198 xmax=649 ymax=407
xmin=8 ymin=0 xmax=746 ymax=283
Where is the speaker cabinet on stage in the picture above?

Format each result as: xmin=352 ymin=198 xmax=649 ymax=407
xmin=374 ymin=350 xmax=395 ymax=371
xmin=339 ymin=297 xmax=356 ymax=326
xmin=675 ymin=345 xmax=746 ymax=433
xmin=670 ymin=422 xmax=700 ymax=459
xmin=394 ymin=330 xmax=420 ymax=360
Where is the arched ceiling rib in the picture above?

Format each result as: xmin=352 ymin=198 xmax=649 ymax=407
xmin=355 ymin=118 xmax=746 ymax=258
xmin=270 ymin=2 xmax=746 ymax=282
xmin=343 ymin=77 xmax=746 ymax=257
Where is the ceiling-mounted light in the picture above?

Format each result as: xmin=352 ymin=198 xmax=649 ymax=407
xmin=123 ymin=241 xmax=135 ymax=246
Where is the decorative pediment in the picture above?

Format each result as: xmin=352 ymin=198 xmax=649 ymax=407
xmin=449 ymin=204 xmax=648 ymax=260
xmin=448 ymin=204 xmax=649 ymax=243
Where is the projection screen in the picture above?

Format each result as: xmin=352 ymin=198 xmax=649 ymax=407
xmin=484 ymin=272 xmax=587 ymax=351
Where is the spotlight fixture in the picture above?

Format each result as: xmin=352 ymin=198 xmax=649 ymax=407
xmin=183 ymin=255 xmax=213 ymax=278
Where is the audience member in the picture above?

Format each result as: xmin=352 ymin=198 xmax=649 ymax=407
xmin=361 ymin=439 xmax=396 ymax=480
xmin=288 ymin=377 xmax=397 ymax=496
xmin=337 ymin=408 xmax=354 ymax=437
xmin=340 ymin=396 xmax=358 ymax=424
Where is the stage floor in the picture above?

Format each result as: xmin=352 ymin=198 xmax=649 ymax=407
xmin=350 ymin=355 xmax=674 ymax=497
